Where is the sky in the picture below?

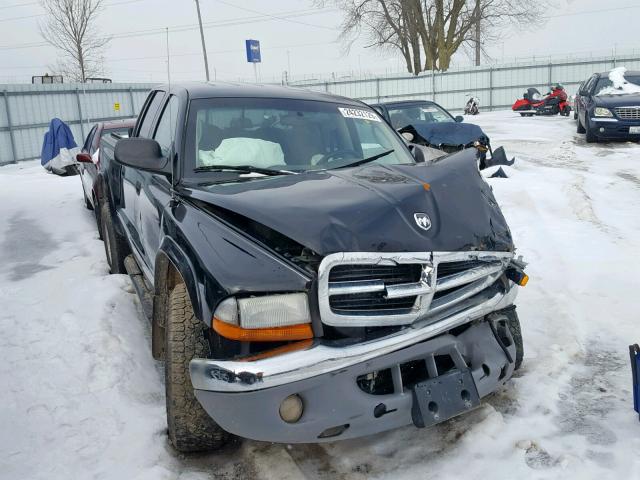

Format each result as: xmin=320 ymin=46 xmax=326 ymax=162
xmin=0 ymin=0 xmax=639 ymax=84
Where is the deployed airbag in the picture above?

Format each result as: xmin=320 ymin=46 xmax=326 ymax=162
xmin=198 ymin=137 xmax=285 ymax=169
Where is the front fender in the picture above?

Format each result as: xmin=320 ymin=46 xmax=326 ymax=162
xmin=157 ymin=199 xmax=312 ymax=326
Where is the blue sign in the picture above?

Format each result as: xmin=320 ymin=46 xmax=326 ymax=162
xmin=245 ymin=39 xmax=261 ymax=63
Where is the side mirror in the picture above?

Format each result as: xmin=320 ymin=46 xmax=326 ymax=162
xmin=76 ymin=152 xmax=92 ymax=163
xmin=401 ymin=131 xmax=414 ymax=142
xmin=455 ymin=115 xmax=464 ymax=123
xmin=114 ymin=138 xmax=169 ymax=174
xmin=408 ymin=144 xmax=425 ymax=163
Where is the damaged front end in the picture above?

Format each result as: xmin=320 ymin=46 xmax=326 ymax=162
xmin=185 ymin=147 xmax=527 ymax=442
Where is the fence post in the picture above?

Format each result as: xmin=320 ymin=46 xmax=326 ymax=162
xmin=75 ymin=88 xmax=85 ymax=139
xmin=548 ymin=62 xmax=552 ymax=86
xmin=489 ymin=67 xmax=493 ymax=112
xmin=128 ymin=87 xmax=135 ymax=117
xmin=376 ymin=77 xmax=380 ymax=103
xmin=432 ymin=71 xmax=436 ymax=102
xmin=2 ymin=90 xmax=17 ymax=164
xmin=324 ymin=81 xmax=329 ymax=92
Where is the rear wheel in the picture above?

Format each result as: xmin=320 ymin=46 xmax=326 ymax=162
xmin=165 ymin=283 xmax=229 ymax=452
xmin=100 ymin=202 xmax=129 ymax=274
xmin=83 ymin=191 xmax=93 ymax=210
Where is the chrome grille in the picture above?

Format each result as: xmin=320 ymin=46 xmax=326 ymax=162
xmin=615 ymin=106 xmax=640 ymax=120
xmin=329 ymin=264 xmax=421 ymax=314
xmin=318 ymin=251 xmax=512 ymax=327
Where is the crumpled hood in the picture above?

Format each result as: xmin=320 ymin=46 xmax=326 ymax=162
xmin=184 ymin=149 xmax=513 ymax=256
xmin=402 ymin=121 xmax=487 ymax=147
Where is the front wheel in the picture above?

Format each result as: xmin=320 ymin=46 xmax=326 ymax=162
xmin=585 ymin=118 xmax=598 ymax=143
xmin=165 ymin=283 xmax=230 ymax=452
xmin=505 ymin=309 xmax=524 ymax=371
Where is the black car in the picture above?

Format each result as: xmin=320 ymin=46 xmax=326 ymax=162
xmin=370 ymin=99 xmax=491 ymax=163
xmin=576 ymin=70 xmax=640 ymax=143
xmin=98 ymin=82 xmax=527 ymax=452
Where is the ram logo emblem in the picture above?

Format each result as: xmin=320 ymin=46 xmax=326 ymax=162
xmin=414 ymin=213 xmax=432 ymax=231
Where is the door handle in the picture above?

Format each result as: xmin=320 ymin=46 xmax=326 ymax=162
xmin=135 ymin=181 xmax=141 ymax=194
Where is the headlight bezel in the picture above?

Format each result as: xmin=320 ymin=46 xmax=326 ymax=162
xmin=212 ymin=292 xmax=313 ymax=342
xmin=593 ymin=107 xmax=613 ymax=118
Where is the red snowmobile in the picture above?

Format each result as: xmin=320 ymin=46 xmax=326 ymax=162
xmin=512 ymin=84 xmax=571 ymax=116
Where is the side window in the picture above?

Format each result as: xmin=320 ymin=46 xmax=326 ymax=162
xmin=82 ymin=126 xmax=97 ymax=152
xmin=153 ymin=96 xmax=180 ymax=157
xmin=137 ymin=91 xmax=165 ymax=138
xmin=584 ymin=76 xmax=597 ymax=95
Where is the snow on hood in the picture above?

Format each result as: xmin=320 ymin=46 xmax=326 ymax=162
xmin=596 ymin=67 xmax=640 ymax=96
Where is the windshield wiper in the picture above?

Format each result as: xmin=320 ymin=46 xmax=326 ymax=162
xmin=334 ymin=149 xmax=395 ymax=169
xmin=193 ymin=164 xmax=294 ymax=176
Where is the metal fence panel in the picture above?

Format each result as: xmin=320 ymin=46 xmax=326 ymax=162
xmin=0 ymin=83 xmax=155 ymax=165
xmin=2 ymin=53 xmax=640 ymax=165
xmin=292 ymin=53 xmax=640 ymax=113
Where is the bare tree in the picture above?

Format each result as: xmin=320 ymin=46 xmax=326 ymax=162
xmin=322 ymin=0 xmax=549 ymax=74
xmin=39 ymin=0 xmax=110 ymax=82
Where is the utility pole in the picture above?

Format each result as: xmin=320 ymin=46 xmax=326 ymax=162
xmin=474 ymin=0 xmax=481 ymax=66
xmin=194 ymin=0 xmax=210 ymax=81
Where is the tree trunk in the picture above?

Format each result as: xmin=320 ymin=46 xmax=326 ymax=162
xmin=474 ymin=0 xmax=480 ymax=66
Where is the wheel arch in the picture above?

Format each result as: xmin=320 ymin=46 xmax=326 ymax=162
xmin=152 ymin=238 xmax=203 ymax=360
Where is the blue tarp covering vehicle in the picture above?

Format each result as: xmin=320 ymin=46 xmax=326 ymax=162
xmin=40 ymin=118 xmax=79 ymax=175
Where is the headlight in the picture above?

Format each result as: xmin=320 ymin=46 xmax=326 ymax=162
xmin=213 ymin=293 xmax=313 ymax=341
xmin=593 ymin=107 xmax=613 ymax=117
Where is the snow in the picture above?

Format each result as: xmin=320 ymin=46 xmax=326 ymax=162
xmin=595 ymin=66 xmax=640 ymax=96
xmin=1 ymin=111 xmax=640 ymax=479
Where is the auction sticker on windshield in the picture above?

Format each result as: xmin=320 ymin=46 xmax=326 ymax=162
xmin=338 ymin=107 xmax=381 ymax=122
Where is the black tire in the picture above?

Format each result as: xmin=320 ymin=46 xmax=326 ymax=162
xmin=585 ymin=118 xmax=598 ymax=143
xmin=100 ymin=202 xmax=129 ymax=274
xmin=505 ymin=309 xmax=524 ymax=371
xmin=94 ymin=195 xmax=103 ymax=241
xmin=577 ymin=116 xmax=586 ymax=134
xmin=83 ymin=191 xmax=93 ymax=210
xmin=165 ymin=283 xmax=229 ymax=452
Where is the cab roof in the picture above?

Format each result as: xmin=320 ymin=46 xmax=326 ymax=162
xmin=156 ymin=81 xmax=364 ymax=106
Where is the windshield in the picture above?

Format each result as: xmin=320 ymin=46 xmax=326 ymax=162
xmin=595 ymin=74 xmax=640 ymax=95
xmin=387 ymin=103 xmax=454 ymax=130
xmin=185 ymin=97 xmax=414 ymax=177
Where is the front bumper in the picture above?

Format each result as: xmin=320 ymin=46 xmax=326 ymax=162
xmin=190 ymin=284 xmax=518 ymax=443
xmin=589 ymin=117 xmax=640 ymax=139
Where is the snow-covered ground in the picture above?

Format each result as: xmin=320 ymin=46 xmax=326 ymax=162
xmin=1 ymin=111 xmax=639 ymax=480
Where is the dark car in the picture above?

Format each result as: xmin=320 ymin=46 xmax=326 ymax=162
xmin=76 ymin=119 xmax=135 ymax=235
xmin=576 ymin=70 xmax=640 ymax=143
xmin=97 ymin=82 xmax=527 ymax=452
xmin=572 ymin=81 xmax=585 ymax=120
xmin=371 ymin=99 xmax=491 ymax=164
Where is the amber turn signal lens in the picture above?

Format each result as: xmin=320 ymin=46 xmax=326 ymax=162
xmin=506 ymin=268 xmax=529 ymax=287
xmin=212 ymin=318 xmax=313 ymax=342
xmin=239 ymin=339 xmax=314 ymax=362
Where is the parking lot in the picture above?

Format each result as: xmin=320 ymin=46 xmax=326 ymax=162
xmin=1 ymin=110 xmax=639 ymax=480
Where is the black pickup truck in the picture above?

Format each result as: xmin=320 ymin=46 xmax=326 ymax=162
xmin=98 ymin=82 xmax=528 ymax=452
